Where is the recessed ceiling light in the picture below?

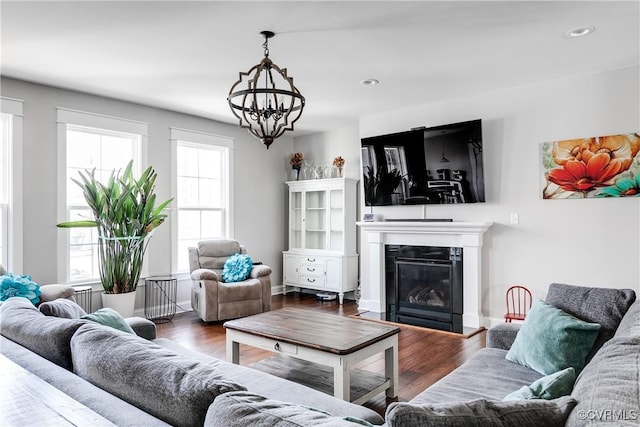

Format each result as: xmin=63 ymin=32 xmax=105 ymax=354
xmin=360 ymin=79 xmax=379 ymax=86
xmin=564 ymin=26 xmax=595 ymax=38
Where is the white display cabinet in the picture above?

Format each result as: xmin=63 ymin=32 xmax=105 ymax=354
xmin=283 ymin=178 xmax=358 ymax=304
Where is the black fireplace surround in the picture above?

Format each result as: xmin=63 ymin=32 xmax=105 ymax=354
xmin=385 ymin=245 xmax=463 ymax=332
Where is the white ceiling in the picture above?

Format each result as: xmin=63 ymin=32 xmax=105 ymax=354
xmin=2 ymin=1 xmax=638 ymax=136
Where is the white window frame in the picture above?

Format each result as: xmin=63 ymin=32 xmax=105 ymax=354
xmin=0 ymin=97 xmax=24 ymax=273
xmin=170 ymin=127 xmax=234 ymax=277
xmin=56 ymin=108 xmax=148 ymax=284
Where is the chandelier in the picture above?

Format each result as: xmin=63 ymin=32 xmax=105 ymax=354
xmin=227 ymin=31 xmax=305 ymax=149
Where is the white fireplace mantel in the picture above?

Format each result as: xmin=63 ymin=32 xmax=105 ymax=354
xmin=357 ymin=221 xmax=493 ymax=329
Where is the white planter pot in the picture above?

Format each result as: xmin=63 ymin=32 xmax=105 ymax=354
xmin=101 ymin=291 xmax=136 ymax=318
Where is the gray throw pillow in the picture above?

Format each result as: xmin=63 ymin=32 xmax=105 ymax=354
xmin=39 ymin=298 xmax=87 ymax=318
xmin=546 ymin=283 xmax=636 ymax=360
xmin=205 ymin=391 xmax=374 ymax=427
xmin=385 ymin=396 xmax=577 ymax=427
xmin=71 ymin=324 xmax=246 ymax=427
xmin=0 ymin=297 xmax=85 ymax=370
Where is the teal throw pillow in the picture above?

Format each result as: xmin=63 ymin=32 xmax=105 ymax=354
xmin=81 ymin=307 xmax=135 ymax=334
xmin=222 ymin=254 xmax=253 ymax=283
xmin=343 ymin=416 xmax=374 ymax=426
xmin=503 ymin=367 xmax=576 ymax=401
xmin=505 ymin=299 xmax=600 ymax=375
xmin=0 ymin=273 xmax=41 ymax=305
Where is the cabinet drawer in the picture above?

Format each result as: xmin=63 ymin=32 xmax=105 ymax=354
xmin=299 ymin=275 xmax=326 ymax=287
xmin=240 ymin=334 xmax=298 ymax=355
xmin=299 ymin=256 xmax=324 ymax=266
xmin=299 ymin=264 xmax=325 ymax=275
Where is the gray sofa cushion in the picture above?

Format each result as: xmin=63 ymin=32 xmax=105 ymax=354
xmin=197 ymin=239 xmax=244 ymax=270
xmin=205 ymin=391 xmax=376 ymax=426
xmin=0 ymin=297 xmax=85 ymax=370
xmin=614 ymin=300 xmax=640 ymax=339
xmin=567 ymin=336 xmax=640 ymax=427
xmin=385 ymin=396 xmax=577 ymax=427
xmin=71 ymin=324 xmax=247 ymax=427
xmin=409 ymin=348 xmax=543 ymax=405
xmin=1 ymin=336 xmax=171 ymax=426
xmin=39 ymin=298 xmax=87 ymax=318
xmin=155 ymin=337 xmax=384 ymax=425
xmin=125 ymin=316 xmax=157 ymax=340
xmin=486 ymin=323 xmax=521 ymax=350
xmin=546 ymin=283 xmax=636 ymax=359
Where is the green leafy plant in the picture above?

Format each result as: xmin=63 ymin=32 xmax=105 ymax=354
xmin=57 ymin=161 xmax=173 ymax=294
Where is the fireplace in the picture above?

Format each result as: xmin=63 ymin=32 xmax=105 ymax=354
xmin=356 ymin=221 xmax=492 ymax=329
xmin=386 ymin=245 xmax=463 ymax=332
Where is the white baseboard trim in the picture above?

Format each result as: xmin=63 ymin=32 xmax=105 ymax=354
xmin=272 ymin=285 xmax=286 ymax=295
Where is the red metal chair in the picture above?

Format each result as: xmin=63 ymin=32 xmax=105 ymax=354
xmin=504 ymin=285 xmax=533 ymax=322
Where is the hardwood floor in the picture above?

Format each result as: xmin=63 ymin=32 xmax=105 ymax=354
xmin=155 ymin=293 xmax=486 ymax=417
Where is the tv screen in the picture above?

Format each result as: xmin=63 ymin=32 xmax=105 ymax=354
xmin=361 ymin=119 xmax=485 ymax=206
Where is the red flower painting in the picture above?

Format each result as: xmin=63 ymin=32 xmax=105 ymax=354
xmin=542 ymin=133 xmax=640 ymax=199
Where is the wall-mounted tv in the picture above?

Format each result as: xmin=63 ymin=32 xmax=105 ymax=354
xmin=361 ymin=119 xmax=485 ymax=206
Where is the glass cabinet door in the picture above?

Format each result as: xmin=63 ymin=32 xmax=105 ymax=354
xmin=304 ymin=190 xmax=326 ymax=250
xmin=290 ymin=191 xmax=303 ymax=248
xmin=329 ymin=189 xmax=344 ymax=252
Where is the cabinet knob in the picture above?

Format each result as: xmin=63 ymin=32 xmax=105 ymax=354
xmin=307 ymin=267 xmax=315 ymax=272
xmin=308 ymin=258 xmax=315 ymax=262
xmin=307 ymin=278 xmax=316 ymax=283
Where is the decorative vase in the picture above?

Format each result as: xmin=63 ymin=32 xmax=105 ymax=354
xmin=338 ymin=167 xmax=343 ymax=177
xmin=293 ymin=167 xmax=300 ymax=180
xmin=101 ymin=290 xmax=137 ymax=318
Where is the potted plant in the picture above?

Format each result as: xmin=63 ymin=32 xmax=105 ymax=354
xmin=57 ymin=160 xmax=173 ymax=317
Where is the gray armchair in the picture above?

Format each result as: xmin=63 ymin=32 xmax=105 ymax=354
xmin=188 ymin=239 xmax=272 ymax=322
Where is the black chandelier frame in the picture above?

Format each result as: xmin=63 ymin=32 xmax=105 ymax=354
xmin=227 ymin=31 xmax=305 ymax=149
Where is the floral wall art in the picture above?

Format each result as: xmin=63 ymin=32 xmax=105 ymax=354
xmin=541 ymin=133 xmax=640 ymax=199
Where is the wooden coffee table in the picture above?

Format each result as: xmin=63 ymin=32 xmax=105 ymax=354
xmin=224 ymin=307 xmax=400 ymax=404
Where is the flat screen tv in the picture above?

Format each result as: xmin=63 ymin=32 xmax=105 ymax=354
xmin=361 ymin=119 xmax=485 ymax=206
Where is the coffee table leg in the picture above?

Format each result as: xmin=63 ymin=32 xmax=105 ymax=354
xmin=385 ymin=337 xmax=399 ymax=398
xmin=227 ymin=338 xmax=240 ymax=364
xmin=334 ymin=359 xmax=350 ymax=401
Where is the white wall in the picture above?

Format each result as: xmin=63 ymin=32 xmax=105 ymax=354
xmin=2 ymin=77 xmax=292 ymax=311
xmin=299 ymin=66 xmax=640 ymax=324
xmin=294 ymin=124 xmax=361 ymax=181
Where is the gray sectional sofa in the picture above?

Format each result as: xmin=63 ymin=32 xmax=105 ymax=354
xmin=2 ymin=282 xmax=638 ymax=426
xmin=0 ymin=297 xmax=383 ymax=426
xmin=384 ymin=283 xmax=640 ymax=426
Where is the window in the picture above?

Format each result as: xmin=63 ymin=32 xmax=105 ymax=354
xmin=0 ymin=97 xmax=24 ymax=272
xmin=57 ymin=108 xmax=147 ymax=283
xmin=0 ymin=114 xmax=10 ymax=268
xmin=171 ymin=128 xmax=233 ymax=273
